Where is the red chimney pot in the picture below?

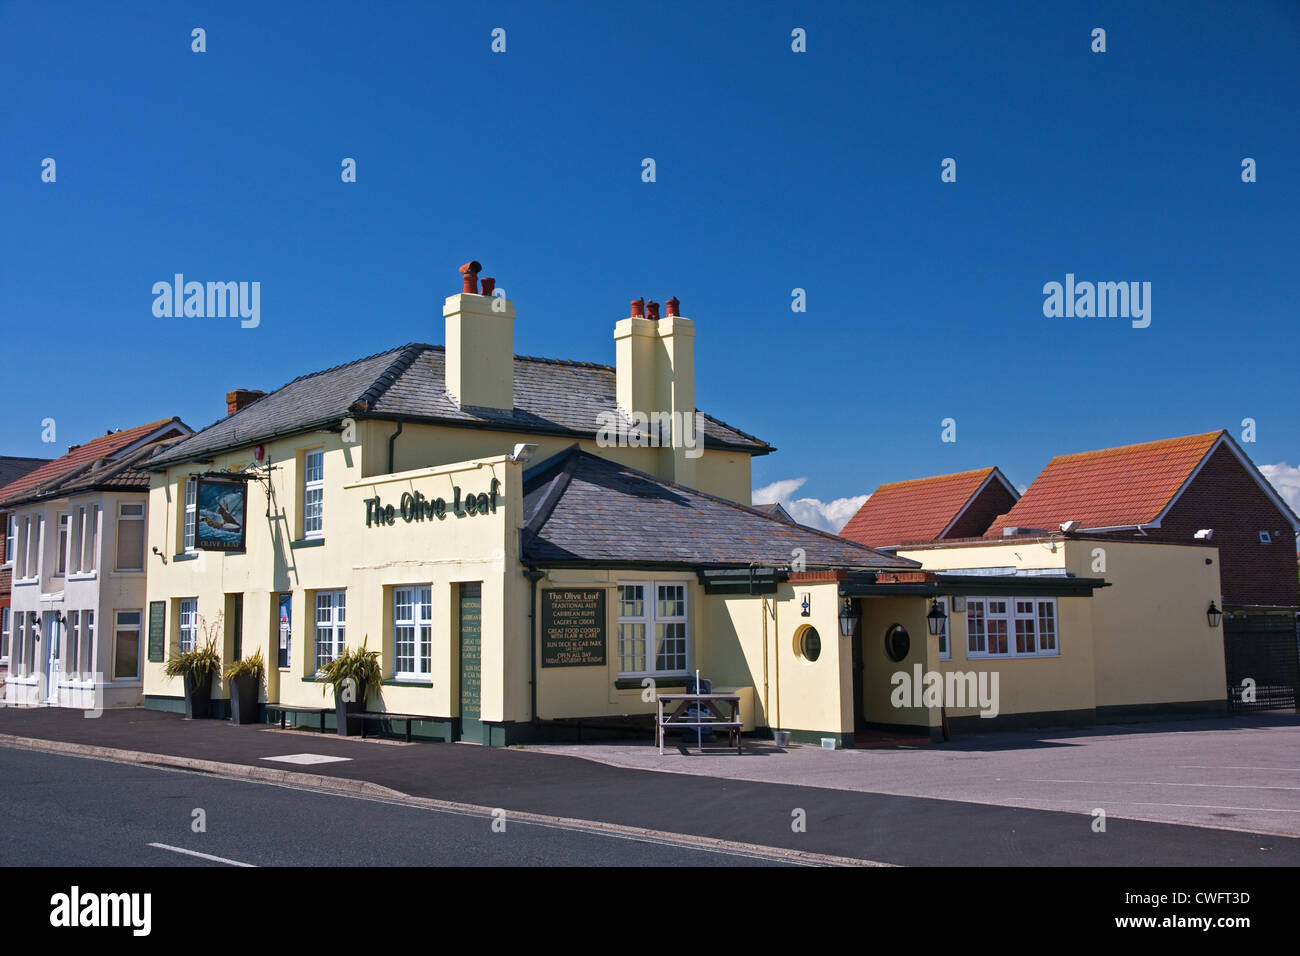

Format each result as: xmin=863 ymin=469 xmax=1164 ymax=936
xmin=630 ymin=298 xmax=645 ymax=318
xmin=480 ymin=277 xmax=496 ymax=297
xmin=646 ymin=301 xmax=660 ymax=321
xmin=665 ymin=296 xmax=679 ymax=317
xmin=459 ymin=260 xmax=483 ymax=295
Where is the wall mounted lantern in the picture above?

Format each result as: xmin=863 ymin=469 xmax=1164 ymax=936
xmin=838 ymin=597 xmax=859 ymax=637
xmin=800 ymin=593 xmax=810 ymax=617
xmin=927 ymin=599 xmax=948 ymax=637
xmin=1207 ymin=601 xmax=1222 ymax=628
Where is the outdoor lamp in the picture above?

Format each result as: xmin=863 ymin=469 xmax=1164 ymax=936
xmin=1207 ymin=601 xmax=1222 ymax=628
xmin=838 ymin=597 xmax=859 ymax=637
xmin=927 ymin=599 xmax=947 ymax=637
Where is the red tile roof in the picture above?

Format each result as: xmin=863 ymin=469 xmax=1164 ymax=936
xmin=840 ymin=467 xmax=1008 ymax=548
xmin=986 ymin=431 xmax=1224 ymax=536
xmin=0 ymin=418 xmax=186 ymax=506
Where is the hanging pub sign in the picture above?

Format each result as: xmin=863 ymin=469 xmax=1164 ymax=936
xmin=195 ymin=478 xmax=248 ymax=551
xmin=540 ymin=589 xmax=606 ymax=667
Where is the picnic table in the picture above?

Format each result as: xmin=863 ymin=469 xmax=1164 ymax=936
xmin=656 ymin=693 xmax=743 ymax=754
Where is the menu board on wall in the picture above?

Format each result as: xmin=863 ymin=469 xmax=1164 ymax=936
xmin=147 ymin=601 xmax=166 ymax=663
xmin=540 ymin=589 xmax=606 ymax=667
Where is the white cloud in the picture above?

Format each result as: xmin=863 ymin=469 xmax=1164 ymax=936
xmin=753 ymin=477 xmax=868 ymax=534
xmin=1259 ymin=462 xmax=1300 ymax=519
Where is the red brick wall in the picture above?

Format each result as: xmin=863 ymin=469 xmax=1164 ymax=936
xmin=1155 ymin=443 xmax=1299 ymax=609
xmin=944 ymin=480 xmax=1019 ymax=540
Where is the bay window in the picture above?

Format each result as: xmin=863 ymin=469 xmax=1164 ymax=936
xmin=0 ymin=607 xmax=9 ymax=661
xmin=617 ymin=581 xmax=689 ymax=677
xmin=967 ymin=597 xmax=1060 ymax=658
xmin=4 ymin=514 xmax=13 ymax=565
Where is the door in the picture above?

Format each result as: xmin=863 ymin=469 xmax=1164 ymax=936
xmin=45 ymin=615 xmax=61 ymax=703
xmin=230 ymin=594 xmax=244 ymax=662
xmin=458 ymin=583 xmax=483 ymax=742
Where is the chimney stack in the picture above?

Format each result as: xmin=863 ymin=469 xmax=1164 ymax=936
xmin=614 ymin=294 xmax=697 ymax=488
xmin=226 ymin=389 xmax=266 ymax=416
xmin=444 ymin=259 xmax=515 ymax=410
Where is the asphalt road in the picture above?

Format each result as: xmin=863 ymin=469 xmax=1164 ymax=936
xmin=0 ymin=749 xmax=784 ymax=867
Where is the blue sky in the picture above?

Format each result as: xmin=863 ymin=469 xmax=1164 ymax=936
xmin=2 ymin=1 xmax=1297 ymax=529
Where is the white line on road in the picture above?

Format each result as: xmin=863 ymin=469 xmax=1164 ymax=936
xmin=148 ymin=843 xmax=256 ymax=867
xmin=1122 ymin=803 xmax=1300 ymax=814
xmin=1177 ymin=766 xmax=1300 ymax=773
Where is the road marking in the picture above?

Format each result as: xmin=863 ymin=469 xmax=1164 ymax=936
xmin=148 ymin=843 xmax=256 ymax=867
xmin=1122 ymin=803 xmax=1300 ymax=814
xmin=1027 ymin=778 xmax=1300 ymax=791
xmin=1178 ymin=766 xmax=1300 ymax=773
xmin=260 ymin=753 xmax=352 ymax=765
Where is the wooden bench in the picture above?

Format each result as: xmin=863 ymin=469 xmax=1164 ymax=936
xmin=656 ymin=693 xmax=743 ymax=754
xmin=265 ymin=704 xmax=330 ymax=733
xmin=350 ymin=711 xmax=430 ymax=743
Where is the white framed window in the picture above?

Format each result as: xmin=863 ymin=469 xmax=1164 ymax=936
xmin=85 ymin=504 xmax=99 ymax=572
xmin=967 ymin=597 xmax=1059 ymax=658
xmin=936 ymin=597 xmax=951 ymax=660
xmin=56 ymin=513 xmax=68 ymax=576
xmin=392 ymin=586 xmax=431 ymax=679
xmin=66 ymin=611 xmax=80 ymax=680
xmin=184 ymin=478 xmax=198 ymax=553
xmin=303 ymin=450 xmax=324 ymax=539
xmin=12 ymin=613 xmax=25 ymax=675
xmin=115 ymin=502 xmax=145 ymax=571
xmin=314 ymin=590 xmax=347 ymax=672
xmin=114 ymin=611 xmax=142 ymax=680
xmin=4 ymin=514 xmax=14 ymax=565
xmin=617 ymin=581 xmax=689 ymax=677
xmin=69 ymin=506 xmax=83 ymax=573
xmin=178 ymin=598 xmax=198 ymax=654
xmin=0 ymin=606 xmax=9 ymax=662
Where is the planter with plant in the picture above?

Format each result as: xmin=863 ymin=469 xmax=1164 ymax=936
xmin=224 ymin=648 xmax=265 ymax=725
xmin=165 ymin=639 xmax=222 ymax=719
xmin=319 ymin=637 xmax=381 ymax=736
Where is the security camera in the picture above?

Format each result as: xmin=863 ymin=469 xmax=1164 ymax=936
xmin=509 ymin=442 xmax=538 ymax=463
xmin=1194 ymin=529 xmax=1213 ymax=540
xmin=1059 ymin=520 xmax=1080 ymax=533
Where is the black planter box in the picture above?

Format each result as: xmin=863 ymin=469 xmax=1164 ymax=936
xmin=229 ymin=675 xmax=261 ymax=725
xmin=184 ymin=673 xmax=213 ymax=720
xmin=334 ymin=682 xmax=367 ymax=736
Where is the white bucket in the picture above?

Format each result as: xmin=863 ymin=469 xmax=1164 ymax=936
xmin=772 ymin=730 xmax=792 ymax=747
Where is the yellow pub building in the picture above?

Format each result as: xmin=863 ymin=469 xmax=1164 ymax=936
xmin=140 ymin=262 xmax=1226 ymax=744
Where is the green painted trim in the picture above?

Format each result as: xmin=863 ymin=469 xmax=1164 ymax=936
xmin=382 ymin=678 xmax=434 ymax=687
xmin=145 ymin=695 xmax=186 ymax=714
xmin=290 ymin=538 xmax=326 ymax=549
xmin=613 ymin=676 xmax=688 ymax=690
xmin=172 ymin=553 xmax=198 ymax=562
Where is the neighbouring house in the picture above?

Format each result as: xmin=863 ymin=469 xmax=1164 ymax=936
xmin=141 ymin=261 xmax=1094 ymax=746
xmin=986 ymin=430 xmax=1300 ymax=712
xmin=0 ymin=420 xmax=193 ymax=708
xmin=839 ymin=466 xmax=1019 ymax=551
xmin=0 ymin=456 xmax=53 ymax=687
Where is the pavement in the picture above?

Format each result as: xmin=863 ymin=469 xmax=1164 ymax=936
xmin=530 ymin=713 xmax=1300 ymax=837
xmin=2 ymin=705 xmax=1299 ymax=866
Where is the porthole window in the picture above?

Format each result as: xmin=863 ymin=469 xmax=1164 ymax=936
xmin=884 ymin=624 xmax=910 ymax=662
xmin=797 ymin=626 xmax=822 ymax=663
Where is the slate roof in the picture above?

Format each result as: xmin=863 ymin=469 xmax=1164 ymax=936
xmin=0 ymin=419 xmax=190 ymax=507
xmin=149 ymin=344 xmax=772 ymax=469
xmin=840 ymin=467 xmax=1017 ymax=548
xmin=0 ymin=456 xmax=52 ymax=491
xmin=987 ymin=431 xmax=1226 ymax=535
xmin=520 ymin=446 xmax=917 ymax=570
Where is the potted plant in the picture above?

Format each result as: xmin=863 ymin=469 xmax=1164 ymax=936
xmin=319 ymin=637 xmax=381 ymax=736
xmin=224 ymin=648 xmax=265 ymax=725
xmin=165 ymin=639 xmax=222 ymax=719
